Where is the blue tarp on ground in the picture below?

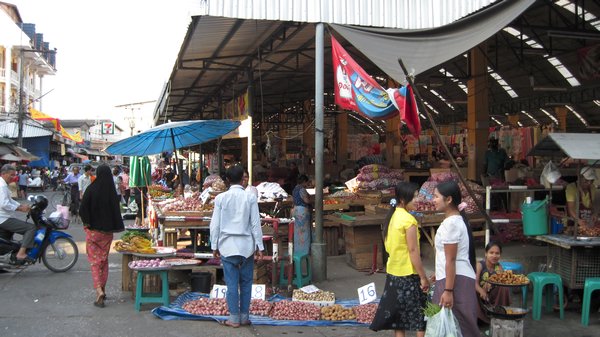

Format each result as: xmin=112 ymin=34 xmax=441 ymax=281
xmin=152 ymin=292 xmax=371 ymax=327
xmin=23 ymin=136 xmax=50 ymax=167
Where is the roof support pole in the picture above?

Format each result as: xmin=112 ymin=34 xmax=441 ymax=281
xmin=247 ymin=67 xmax=255 ymax=184
xmin=554 ymin=107 xmax=567 ymax=132
xmin=312 ymin=22 xmax=327 ymax=282
xmin=467 ymin=44 xmax=489 ymax=182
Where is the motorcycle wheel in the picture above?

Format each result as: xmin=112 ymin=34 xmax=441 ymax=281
xmin=42 ymin=237 xmax=78 ymax=272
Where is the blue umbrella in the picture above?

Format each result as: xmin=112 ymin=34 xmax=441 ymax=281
xmin=105 ymin=119 xmax=240 ymax=188
xmin=105 ymin=120 xmax=241 ymax=156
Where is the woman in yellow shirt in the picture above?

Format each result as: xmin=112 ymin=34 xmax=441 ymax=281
xmin=566 ymin=166 xmax=597 ymax=227
xmin=370 ymin=182 xmax=430 ymax=337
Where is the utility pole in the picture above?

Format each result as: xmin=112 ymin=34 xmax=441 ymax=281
xmin=17 ymin=49 xmax=25 ymax=147
xmin=115 ymin=100 xmax=156 ymax=136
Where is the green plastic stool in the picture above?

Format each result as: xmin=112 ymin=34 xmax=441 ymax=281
xmin=135 ymin=270 xmax=169 ymax=312
xmin=523 ymin=272 xmax=564 ymax=320
xmin=279 ymin=254 xmax=312 ymax=288
xmin=581 ymin=277 xmax=600 ymax=326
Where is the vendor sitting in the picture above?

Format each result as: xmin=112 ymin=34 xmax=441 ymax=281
xmin=476 ymin=242 xmax=511 ymax=324
xmin=566 ymin=166 xmax=598 ymax=228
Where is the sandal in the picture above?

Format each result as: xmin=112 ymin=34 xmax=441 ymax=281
xmin=93 ymin=294 xmax=106 ymax=308
xmin=218 ymin=320 xmax=240 ymax=328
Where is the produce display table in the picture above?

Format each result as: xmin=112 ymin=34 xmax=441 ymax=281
xmin=414 ymin=211 xmax=487 ymax=247
xmin=326 ymin=212 xmax=386 ymax=270
xmin=535 ymin=234 xmax=600 ymax=290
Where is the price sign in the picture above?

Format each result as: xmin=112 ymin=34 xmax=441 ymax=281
xmin=210 ymin=284 xmax=227 ymax=299
xmin=251 ymin=284 xmax=266 ymax=300
xmin=357 ymin=282 xmax=377 ymax=305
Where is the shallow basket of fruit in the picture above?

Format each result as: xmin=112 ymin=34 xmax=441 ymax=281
xmin=291 ymin=289 xmax=335 ymax=307
xmin=128 ymin=258 xmax=171 ymax=271
xmin=487 ymin=306 xmax=528 ymax=320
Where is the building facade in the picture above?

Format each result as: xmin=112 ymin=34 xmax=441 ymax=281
xmin=0 ymin=2 xmax=56 ymax=116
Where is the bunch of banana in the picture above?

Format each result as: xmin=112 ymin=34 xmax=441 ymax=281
xmin=114 ymin=241 xmax=134 ymax=252
xmin=130 ymin=237 xmax=156 ymax=254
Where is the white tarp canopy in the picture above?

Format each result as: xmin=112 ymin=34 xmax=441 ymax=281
xmin=330 ymin=0 xmax=535 ymax=80
xmin=527 ymin=133 xmax=600 ymax=160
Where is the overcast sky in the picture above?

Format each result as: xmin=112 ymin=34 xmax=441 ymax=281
xmin=9 ymin=0 xmax=199 ymax=132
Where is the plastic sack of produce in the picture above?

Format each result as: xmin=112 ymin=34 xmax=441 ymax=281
xmin=540 ymin=160 xmax=561 ymax=188
xmin=256 ymin=182 xmax=288 ymax=199
xmin=202 ymin=174 xmax=224 ymax=190
xmin=356 ymin=171 xmax=379 ymax=182
xmin=359 ymin=164 xmax=390 ymax=174
xmin=424 ymin=307 xmax=463 ymax=337
xmin=429 ymin=171 xmax=460 ymax=183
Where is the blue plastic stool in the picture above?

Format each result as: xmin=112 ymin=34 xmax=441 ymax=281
xmin=523 ymin=272 xmax=564 ymax=320
xmin=581 ymin=278 xmax=600 ymax=326
xmin=500 ymin=261 xmax=527 ymax=307
xmin=135 ymin=270 xmax=169 ymax=312
xmin=280 ymin=254 xmax=312 ymax=288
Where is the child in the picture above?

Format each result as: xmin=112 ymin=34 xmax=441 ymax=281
xmin=370 ymin=182 xmax=429 ymax=337
xmin=476 ymin=242 xmax=511 ymax=323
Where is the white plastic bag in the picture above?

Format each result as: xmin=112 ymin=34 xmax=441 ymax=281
xmin=541 ymin=160 xmax=561 ymax=188
xmin=424 ymin=307 xmax=463 ymax=337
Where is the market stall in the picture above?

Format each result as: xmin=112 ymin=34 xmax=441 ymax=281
xmin=528 ymin=133 xmax=600 ymax=292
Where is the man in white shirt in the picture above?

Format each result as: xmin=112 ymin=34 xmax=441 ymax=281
xmin=78 ymin=165 xmax=94 ymax=199
xmin=0 ymin=164 xmax=32 ymax=263
xmin=210 ymin=165 xmax=264 ymax=327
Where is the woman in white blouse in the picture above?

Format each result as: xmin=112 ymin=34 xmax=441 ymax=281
xmin=432 ymin=181 xmax=480 ymax=337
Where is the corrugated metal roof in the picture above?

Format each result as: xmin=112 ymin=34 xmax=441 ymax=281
xmin=199 ymin=0 xmax=499 ymax=29
xmin=0 ymin=119 xmax=53 ymax=138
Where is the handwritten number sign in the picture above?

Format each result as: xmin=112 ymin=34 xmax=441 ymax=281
xmin=358 ymin=282 xmax=377 ymax=305
xmin=211 ymin=285 xmax=227 ymax=299
xmin=210 ymin=284 xmax=265 ymax=300
xmin=251 ymin=284 xmax=266 ymax=300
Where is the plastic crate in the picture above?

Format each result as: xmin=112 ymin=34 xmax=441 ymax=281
xmin=549 ymin=245 xmax=600 ymax=289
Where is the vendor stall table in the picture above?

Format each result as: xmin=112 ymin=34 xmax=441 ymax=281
xmin=485 ymin=185 xmax=564 ymax=244
xmin=414 ymin=211 xmax=486 ymax=247
xmin=535 ymin=234 xmax=600 ymax=290
xmin=326 ymin=212 xmax=387 ymax=270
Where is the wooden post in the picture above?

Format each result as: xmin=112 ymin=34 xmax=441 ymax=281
xmin=279 ymin=123 xmax=287 ymax=163
xmin=555 ymin=106 xmax=568 ymax=132
xmin=336 ymin=112 xmax=348 ymax=167
xmin=241 ymin=137 xmax=248 ymax=168
xmin=303 ymin=102 xmax=315 ymax=175
xmin=507 ymin=114 xmax=520 ymax=128
xmin=385 ymin=116 xmax=402 ymax=169
xmin=467 ymin=45 xmax=489 ymax=181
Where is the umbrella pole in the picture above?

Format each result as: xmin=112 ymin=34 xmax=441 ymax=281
xmin=170 ymin=129 xmax=183 ymax=189
xmin=139 ymin=157 xmax=148 ymax=227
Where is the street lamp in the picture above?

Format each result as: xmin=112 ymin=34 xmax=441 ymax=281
xmin=17 ymin=47 xmax=57 ymax=147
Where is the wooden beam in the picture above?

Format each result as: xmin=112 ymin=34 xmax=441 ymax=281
xmin=467 ymin=44 xmax=489 ymax=181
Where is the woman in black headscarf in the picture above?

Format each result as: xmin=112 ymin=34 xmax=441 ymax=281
xmin=79 ymin=164 xmax=124 ymax=308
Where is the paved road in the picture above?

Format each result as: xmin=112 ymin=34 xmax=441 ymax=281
xmin=1 ymin=191 xmax=599 ymax=337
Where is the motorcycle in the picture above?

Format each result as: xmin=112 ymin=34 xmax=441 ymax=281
xmin=0 ymin=195 xmax=79 ymax=272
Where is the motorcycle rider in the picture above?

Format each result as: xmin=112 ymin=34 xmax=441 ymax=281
xmin=0 ymin=164 xmax=33 ymax=264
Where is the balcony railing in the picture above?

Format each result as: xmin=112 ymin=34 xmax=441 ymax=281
xmin=0 ymin=68 xmax=5 ymax=77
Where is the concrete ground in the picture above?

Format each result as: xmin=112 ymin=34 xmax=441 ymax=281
xmin=1 ymin=190 xmax=599 ymax=337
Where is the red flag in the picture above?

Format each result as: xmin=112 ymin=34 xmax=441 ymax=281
xmin=401 ymin=85 xmax=421 ymax=137
xmin=332 ymin=36 xmax=421 ymax=136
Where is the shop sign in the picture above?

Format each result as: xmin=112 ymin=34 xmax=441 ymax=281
xmin=101 ymin=121 xmax=115 ymax=134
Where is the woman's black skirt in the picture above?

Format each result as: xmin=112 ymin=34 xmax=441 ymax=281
xmin=370 ymin=274 xmax=427 ymax=332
